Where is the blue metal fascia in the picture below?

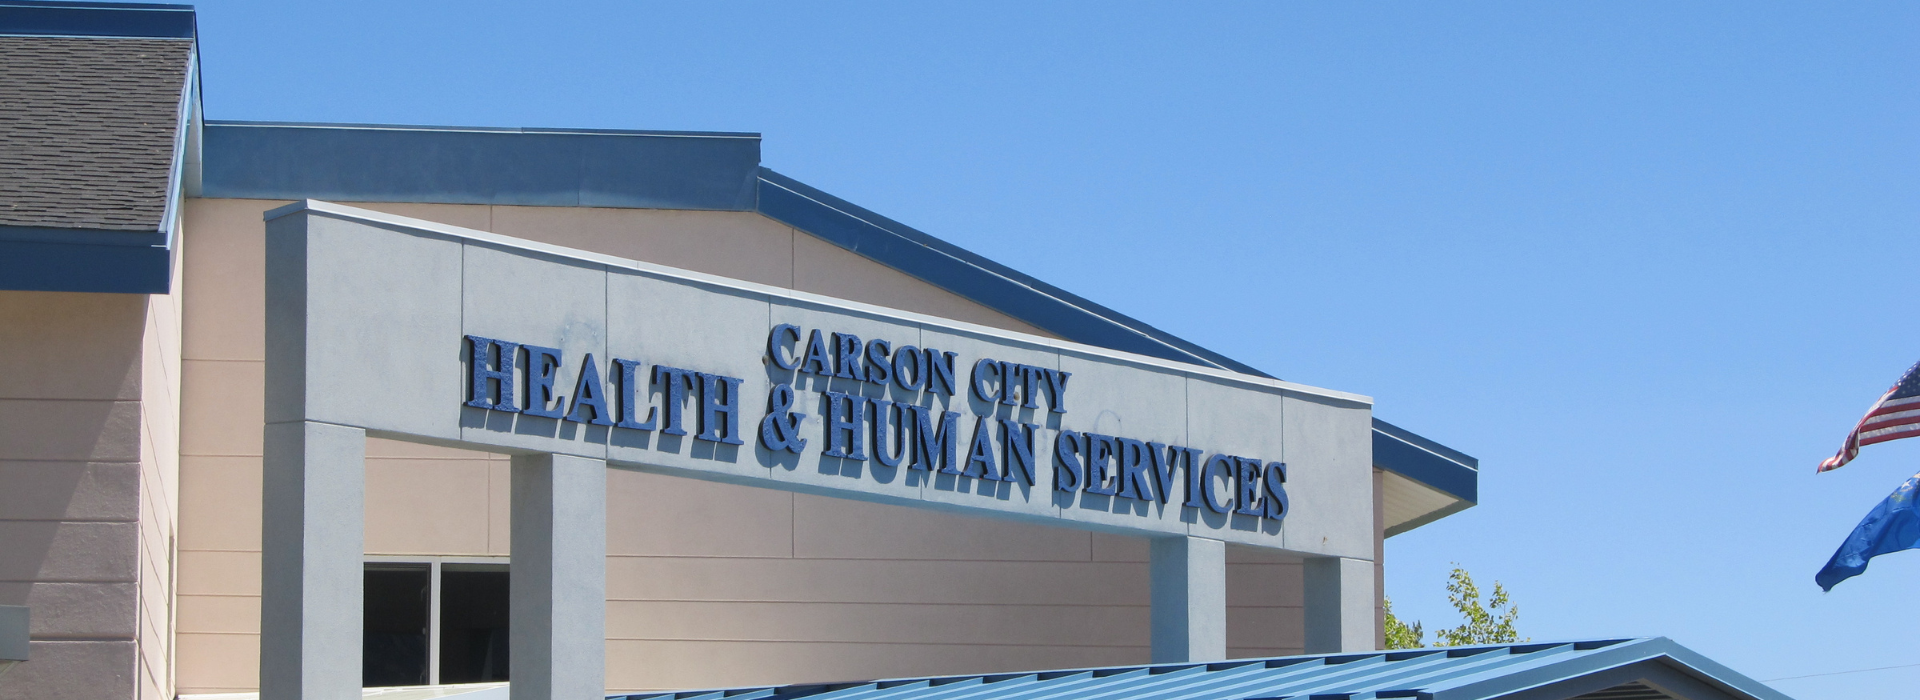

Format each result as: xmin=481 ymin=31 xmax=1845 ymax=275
xmin=1373 ymin=418 xmax=1478 ymax=506
xmin=199 ymin=121 xmax=761 ymax=211
xmin=0 ymin=0 xmax=195 ymax=38
xmin=753 ymin=168 xmax=1268 ymax=377
xmin=0 ymin=234 xmax=170 ymax=293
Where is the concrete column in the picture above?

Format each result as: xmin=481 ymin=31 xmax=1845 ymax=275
xmin=1303 ymin=556 xmax=1376 ymax=653
xmin=1149 ymin=536 xmax=1226 ymax=663
xmin=260 ymin=420 xmax=366 ymax=700
xmin=510 ymin=453 xmax=607 ymax=700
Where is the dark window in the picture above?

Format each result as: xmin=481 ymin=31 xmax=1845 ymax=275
xmin=363 ymin=565 xmax=430 ymax=687
xmin=439 ymin=566 xmax=510 ymax=683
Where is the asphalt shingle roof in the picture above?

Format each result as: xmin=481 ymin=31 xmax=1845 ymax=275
xmin=0 ymin=35 xmax=190 ymax=231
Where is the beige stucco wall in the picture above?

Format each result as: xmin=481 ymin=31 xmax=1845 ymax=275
xmin=0 ymin=283 xmax=180 ymax=700
xmin=172 ymin=198 xmax=1312 ymax=693
xmin=138 ymin=253 xmax=184 ymax=700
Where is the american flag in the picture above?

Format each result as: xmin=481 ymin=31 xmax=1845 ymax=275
xmin=1821 ymin=359 xmax=1920 ymax=472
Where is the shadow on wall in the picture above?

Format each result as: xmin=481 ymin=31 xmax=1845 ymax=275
xmin=0 ymin=292 xmax=148 ymax=700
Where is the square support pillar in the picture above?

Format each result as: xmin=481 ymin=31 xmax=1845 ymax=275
xmin=1149 ymin=536 xmax=1226 ymax=663
xmin=510 ymin=453 xmax=607 ymax=700
xmin=260 ymin=420 xmax=366 ymax=700
xmin=1303 ymin=556 xmax=1376 ymax=653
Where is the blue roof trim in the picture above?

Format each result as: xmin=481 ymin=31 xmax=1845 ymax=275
xmin=0 ymin=1 xmax=195 ymax=39
xmin=0 ymin=234 xmax=170 ymax=293
xmin=199 ymin=121 xmax=760 ymax=211
xmin=755 ymin=168 xmax=1266 ymax=376
xmin=1374 ymin=417 xmax=1477 ymax=469
xmin=609 ymin=638 xmax=1791 ymax=700
xmin=1374 ymin=418 xmax=1478 ymax=505
xmin=755 ymin=168 xmax=1479 ymax=517
xmin=206 ymin=119 xmax=757 ymax=140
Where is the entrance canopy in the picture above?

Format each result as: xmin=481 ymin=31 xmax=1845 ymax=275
xmin=259 ymin=200 xmax=1388 ymax=699
xmin=266 ymin=199 xmax=1376 ymax=554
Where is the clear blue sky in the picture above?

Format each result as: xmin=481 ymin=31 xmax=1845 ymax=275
xmin=186 ymin=2 xmax=1917 ymax=697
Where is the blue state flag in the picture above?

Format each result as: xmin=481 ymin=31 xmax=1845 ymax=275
xmin=1817 ymin=472 xmax=1920 ymax=591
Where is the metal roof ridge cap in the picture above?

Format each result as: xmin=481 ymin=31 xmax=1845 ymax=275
xmin=266 ymin=200 xmax=1372 ymax=406
xmin=1637 ymin=637 xmax=1797 ymax=700
xmin=157 ymin=43 xmax=195 ymax=249
xmin=1420 ymin=639 xmax=1690 ymax=699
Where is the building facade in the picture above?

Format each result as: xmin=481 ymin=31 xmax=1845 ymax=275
xmin=0 ymin=3 xmax=1481 ymax=700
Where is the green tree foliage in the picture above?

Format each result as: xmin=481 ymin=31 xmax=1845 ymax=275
xmin=1383 ymin=597 xmax=1425 ymax=650
xmin=1434 ymin=565 xmax=1523 ymax=646
xmin=1384 ymin=564 xmax=1525 ymax=649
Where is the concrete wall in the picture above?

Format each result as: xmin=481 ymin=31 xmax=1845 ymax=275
xmin=173 ymin=198 xmax=1315 ymax=694
xmin=0 ymin=284 xmax=180 ymax=700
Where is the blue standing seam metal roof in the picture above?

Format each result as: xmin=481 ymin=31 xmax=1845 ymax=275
xmin=608 ymin=639 xmax=1791 ymax=700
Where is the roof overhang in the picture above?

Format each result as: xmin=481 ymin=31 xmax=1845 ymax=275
xmin=0 ymin=1 xmax=200 ymax=295
xmin=1375 ymin=418 xmax=1479 ymax=536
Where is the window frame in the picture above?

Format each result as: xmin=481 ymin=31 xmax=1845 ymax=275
xmin=364 ymin=555 xmax=510 ymax=686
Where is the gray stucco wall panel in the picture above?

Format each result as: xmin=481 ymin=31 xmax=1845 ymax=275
xmin=604 ymin=272 xmax=773 ymax=483
xmin=1180 ymin=376 xmax=1288 ymax=545
xmin=265 ymin=201 xmax=1373 ymax=556
xmin=458 ymin=243 xmax=609 ymax=459
xmin=303 ymin=216 xmax=464 ymax=439
xmin=1051 ymin=352 xmax=1193 ymax=534
xmin=1278 ymin=393 xmax=1373 ymax=558
xmin=911 ymin=327 xmax=1059 ymax=521
xmin=765 ymin=301 xmax=933 ymax=502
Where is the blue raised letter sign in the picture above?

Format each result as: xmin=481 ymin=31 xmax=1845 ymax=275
xmin=521 ymin=345 xmax=566 ymax=419
xmin=465 ymin=335 xmax=520 ymax=412
xmin=565 ymin=353 xmax=615 ymax=426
